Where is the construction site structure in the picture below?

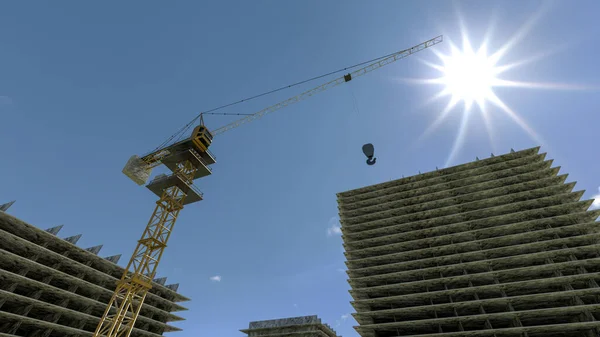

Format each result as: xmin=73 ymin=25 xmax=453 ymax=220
xmin=0 ymin=209 xmax=188 ymax=337
xmin=240 ymin=315 xmax=340 ymax=337
xmin=337 ymin=146 xmax=600 ymax=337
xmin=94 ymin=36 xmax=443 ymax=337
xmin=0 ymin=200 xmax=15 ymax=212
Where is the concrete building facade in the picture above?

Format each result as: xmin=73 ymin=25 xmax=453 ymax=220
xmin=0 ymin=209 xmax=188 ymax=337
xmin=337 ymin=147 xmax=600 ymax=337
xmin=240 ymin=315 xmax=340 ymax=337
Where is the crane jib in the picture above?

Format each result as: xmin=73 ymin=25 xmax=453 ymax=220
xmin=210 ymin=35 xmax=443 ymax=136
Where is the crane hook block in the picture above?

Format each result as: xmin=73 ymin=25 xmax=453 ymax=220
xmin=362 ymin=143 xmax=377 ymax=166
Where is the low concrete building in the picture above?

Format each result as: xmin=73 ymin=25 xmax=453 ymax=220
xmin=0 ymin=208 xmax=189 ymax=337
xmin=338 ymin=146 xmax=600 ymax=337
xmin=241 ymin=315 xmax=340 ymax=337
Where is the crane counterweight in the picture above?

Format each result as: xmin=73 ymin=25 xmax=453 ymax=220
xmin=122 ymin=155 xmax=152 ymax=186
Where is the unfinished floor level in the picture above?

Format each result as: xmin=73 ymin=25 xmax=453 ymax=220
xmin=240 ymin=315 xmax=340 ymax=337
xmin=0 ymin=209 xmax=189 ymax=337
xmin=338 ymin=146 xmax=600 ymax=337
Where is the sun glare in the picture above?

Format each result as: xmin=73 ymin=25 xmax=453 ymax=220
xmin=404 ymin=6 xmax=596 ymax=167
xmin=441 ymin=44 xmax=498 ymax=109
xmin=414 ymin=35 xmax=548 ymax=167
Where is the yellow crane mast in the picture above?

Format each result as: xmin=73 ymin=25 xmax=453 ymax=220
xmin=92 ymin=35 xmax=443 ymax=337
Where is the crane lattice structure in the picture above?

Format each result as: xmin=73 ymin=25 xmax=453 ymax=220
xmin=92 ymin=35 xmax=443 ymax=337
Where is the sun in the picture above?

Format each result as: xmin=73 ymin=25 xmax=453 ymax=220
xmin=402 ymin=0 xmax=600 ymax=169
xmin=423 ymin=37 xmax=509 ymax=115
xmin=404 ymin=8 xmax=596 ymax=167
xmin=440 ymin=43 xmax=499 ymax=109
xmin=414 ymin=35 xmax=547 ymax=167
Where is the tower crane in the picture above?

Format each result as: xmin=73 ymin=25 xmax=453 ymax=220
xmin=92 ymin=35 xmax=443 ymax=337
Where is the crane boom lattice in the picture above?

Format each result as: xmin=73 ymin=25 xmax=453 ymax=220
xmin=94 ymin=35 xmax=443 ymax=337
xmin=211 ymin=35 xmax=443 ymax=136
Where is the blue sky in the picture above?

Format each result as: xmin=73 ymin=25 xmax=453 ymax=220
xmin=1 ymin=0 xmax=599 ymax=336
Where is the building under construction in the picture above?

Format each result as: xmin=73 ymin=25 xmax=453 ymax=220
xmin=0 ymin=207 xmax=188 ymax=337
xmin=338 ymin=146 xmax=600 ymax=337
xmin=240 ymin=315 xmax=340 ymax=337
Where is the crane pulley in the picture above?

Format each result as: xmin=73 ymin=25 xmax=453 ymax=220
xmin=93 ymin=35 xmax=443 ymax=337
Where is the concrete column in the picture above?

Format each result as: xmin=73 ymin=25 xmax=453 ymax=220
xmin=65 ymin=260 xmax=94 ymax=296
xmin=29 ymin=328 xmax=53 ymax=337
xmin=82 ymin=302 xmax=94 ymax=315
xmin=30 ymin=289 xmax=44 ymax=300
xmin=41 ymin=328 xmax=54 ymax=337
xmin=76 ymin=321 xmax=87 ymax=330
xmin=16 ymin=304 xmax=34 ymax=317
xmin=0 ymin=322 xmax=12 ymax=333
xmin=7 ymin=321 xmax=22 ymax=335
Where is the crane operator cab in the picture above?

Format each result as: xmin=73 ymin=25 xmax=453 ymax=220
xmin=191 ymin=125 xmax=213 ymax=152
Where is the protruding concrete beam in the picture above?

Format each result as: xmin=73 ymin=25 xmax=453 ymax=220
xmin=166 ymin=284 xmax=179 ymax=292
xmin=64 ymin=234 xmax=82 ymax=245
xmin=0 ymin=200 xmax=15 ymax=212
xmin=85 ymin=245 xmax=103 ymax=255
xmin=104 ymin=254 xmax=121 ymax=264
xmin=45 ymin=225 xmax=64 ymax=236
xmin=154 ymin=277 xmax=167 ymax=285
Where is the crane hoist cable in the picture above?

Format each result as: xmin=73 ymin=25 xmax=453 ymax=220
xmin=93 ymin=35 xmax=443 ymax=337
xmin=152 ymin=35 xmax=443 ymax=154
xmin=152 ymin=53 xmax=400 ymax=152
xmin=210 ymin=35 xmax=443 ymax=136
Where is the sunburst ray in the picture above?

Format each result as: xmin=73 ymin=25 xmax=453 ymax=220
xmin=400 ymin=4 xmax=597 ymax=167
